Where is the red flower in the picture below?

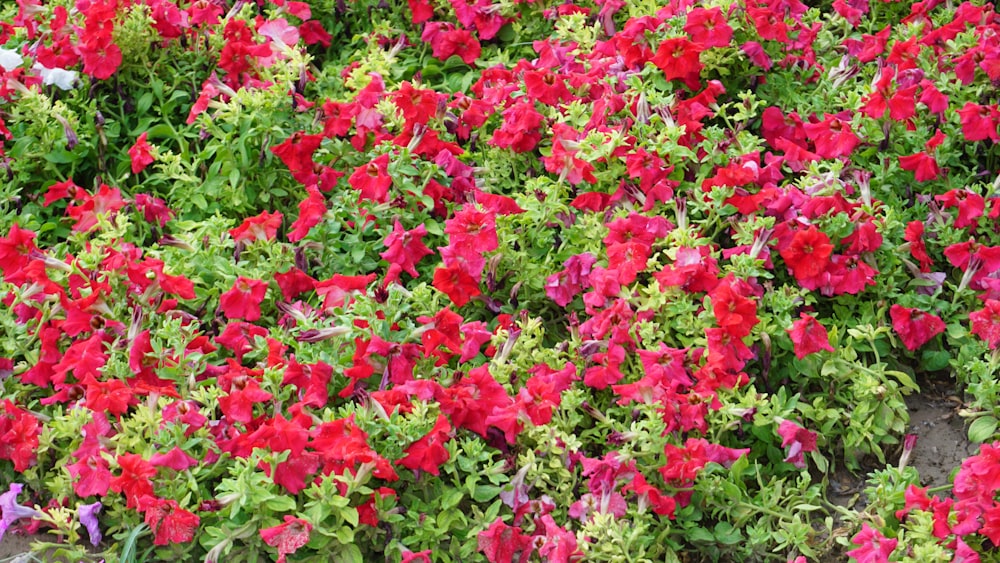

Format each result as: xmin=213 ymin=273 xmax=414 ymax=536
xmin=401 ymin=550 xmax=433 ymax=563
xmin=524 ymin=70 xmax=572 ymax=107
xmin=445 ymin=204 xmax=498 ymax=256
xmin=138 ymin=497 xmax=200 ymax=546
xmin=477 ymin=518 xmax=534 ymax=563
xmin=0 ymin=400 xmax=39 ymax=472
xmin=282 ymin=359 xmax=332 ymax=408
xmin=407 ymin=0 xmax=434 ymax=23
xmin=786 ymin=313 xmax=835 ymax=359
xmin=489 ymin=100 xmax=544 ymax=153
xmin=542 ymin=125 xmax=597 ymax=185
xmin=651 ymin=37 xmax=703 ymax=90
xmin=128 ymin=132 xmax=155 ymax=174
xmin=890 ymin=305 xmax=945 ymax=351
xmin=803 ymin=113 xmax=860 ymax=159
xmin=67 ymin=455 xmax=112 ymax=497
xmin=918 ymin=80 xmax=949 ymax=115
xmin=422 ymin=23 xmax=481 ymax=65
xmin=149 ymin=447 xmax=198 ymax=472
xmin=260 ymin=516 xmax=312 ymax=563
xmin=779 ymin=226 xmax=833 ymax=281
xmin=936 ymin=189 xmax=985 ymax=230
xmin=684 ymin=7 xmax=733 ymax=48
xmin=709 ymin=277 xmax=758 ymax=339
xmin=957 ymin=102 xmax=1000 ymax=143
xmin=381 ymin=220 xmax=433 ymax=283
xmin=219 ymin=277 xmax=268 ymax=321
xmin=80 ymin=34 xmax=123 ymax=80
xmin=392 ymin=81 xmax=444 ymax=125
xmin=398 ymin=414 xmax=452 ymax=475
xmin=903 ymin=221 xmax=933 ymax=272
xmin=67 ymin=184 xmax=126 ymax=233
xmin=315 ymin=273 xmax=376 ymax=309
xmin=348 ymin=154 xmax=392 ymax=203
xmin=898 ymin=152 xmax=939 ymax=182
xmin=271 ymin=132 xmax=324 ymax=186
xmin=970 ymin=300 xmax=1000 ymax=349
xmin=230 ymin=211 xmax=283 ymax=242
xmin=133 ymin=193 xmax=174 ymax=227
xmin=705 ymin=327 xmax=754 ymax=372
xmin=53 ymin=332 xmax=109 ymax=383
xmin=110 ymin=453 xmax=156 ymax=508
xmin=218 ymin=369 xmax=273 ymax=423
xmin=84 ymin=378 xmax=133 ymax=416
xmin=288 ymin=185 xmax=327 ymax=242
xmin=274 ymin=268 xmax=317 ymax=301
xmin=0 ymin=224 xmax=38 ymax=283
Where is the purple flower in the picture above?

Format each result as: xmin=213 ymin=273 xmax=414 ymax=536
xmin=77 ymin=501 xmax=102 ymax=547
xmin=0 ymin=483 xmax=43 ymax=542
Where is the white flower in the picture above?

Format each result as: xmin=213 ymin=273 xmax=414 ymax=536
xmin=0 ymin=48 xmax=23 ymax=72
xmin=33 ymin=64 xmax=78 ymax=90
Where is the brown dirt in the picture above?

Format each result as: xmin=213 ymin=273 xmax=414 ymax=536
xmin=905 ymin=381 xmax=978 ymax=489
xmin=0 ymin=532 xmax=36 ymax=561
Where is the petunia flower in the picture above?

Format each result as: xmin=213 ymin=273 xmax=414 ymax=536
xmin=780 ymin=226 xmax=833 ymax=282
xmin=787 ymin=313 xmax=835 ymax=359
xmin=846 ymin=523 xmax=897 ymax=563
xmin=138 ymin=496 xmax=199 ymax=546
xmin=970 ymin=300 xmax=1000 ymax=349
xmin=477 ymin=518 xmax=534 ymax=563
xmin=889 ymin=305 xmax=945 ymax=351
xmin=0 ymin=484 xmax=43 ymax=542
xmin=777 ymin=420 xmax=818 ymax=468
xmin=128 ymin=132 xmax=155 ymax=174
xmin=218 ymin=277 xmax=268 ymax=321
xmin=260 ymin=515 xmax=312 ymax=563
xmin=77 ymin=501 xmax=102 ymax=547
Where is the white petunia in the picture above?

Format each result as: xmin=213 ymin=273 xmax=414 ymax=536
xmin=0 ymin=48 xmax=23 ymax=72
xmin=33 ymin=64 xmax=78 ymax=90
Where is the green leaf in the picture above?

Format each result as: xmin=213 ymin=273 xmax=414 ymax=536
xmin=137 ymin=92 xmax=154 ymax=115
xmin=714 ymin=522 xmax=742 ymax=545
xmin=886 ymin=370 xmax=919 ymax=392
xmin=472 ymin=485 xmax=501 ymax=503
xmin=968 ymin=416 xmax=997 ymax=443
xmin=44 ymin=148 xmax=78 ymax=164
xmin=333 ymin=543 xmax=363 ymax=563
xmin=335 ymin=524 xmax=356 ymax=545
xmin=264 ymin=495 xmax=297 ymax=512
xmin=920 ymin=350 xmax=950 ymax=372
xmin=688 ymin=527 xmax=715 ymax=543
xmin=341 ymin=505 xmax=359 ymax=527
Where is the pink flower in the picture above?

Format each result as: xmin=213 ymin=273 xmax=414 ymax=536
xmin=971 ymin=300 xmax=1000 ymax=349
xmin=777 ymin=420 xmax=817 ymax=468
xmin=260 ymin=516 xmax=312 ymax=563
xmin=846 ymin=523 xmax=897 ymax=563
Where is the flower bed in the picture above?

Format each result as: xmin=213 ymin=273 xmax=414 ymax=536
xmin=0 ymin=0 xmax=999 ymax=561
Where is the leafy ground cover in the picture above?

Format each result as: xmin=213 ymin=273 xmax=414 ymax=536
xmin=1 ymin=0 xmax=1000 ymax=561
